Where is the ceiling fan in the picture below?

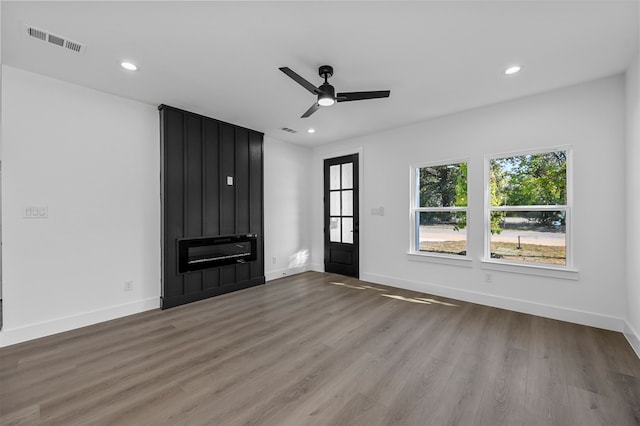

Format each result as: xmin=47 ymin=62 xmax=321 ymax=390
xmin=279 ymin=65 xmax=390 ymax=118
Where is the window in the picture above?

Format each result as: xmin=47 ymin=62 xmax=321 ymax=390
xmin=410 ymin=161 xmax=468 ymax=257
xmin=486 ymin=148 xmax=570 ymax=267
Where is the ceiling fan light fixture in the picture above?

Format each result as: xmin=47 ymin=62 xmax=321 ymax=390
xmin=318 ymin=95 xmax=335 ymax=107
xmin=318 ymin=82 xmax=336 ymax=106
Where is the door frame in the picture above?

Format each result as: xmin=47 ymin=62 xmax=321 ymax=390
xmin=320 ymin=147 xmax=364 ymax=276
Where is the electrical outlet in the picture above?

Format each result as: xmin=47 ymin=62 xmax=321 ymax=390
xmin=124 ymin=281 xmax=133 ymax=292
xmin=484 ymin=273 xmax=493 ymax=283
xmin=272 ymin=256 xmax=277 ymax=264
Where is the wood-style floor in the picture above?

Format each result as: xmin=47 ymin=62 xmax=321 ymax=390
xmin=1 ymin=271 xmax=639 ymax=425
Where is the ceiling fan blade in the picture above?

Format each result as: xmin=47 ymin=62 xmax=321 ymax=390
xmin=336 ymin=90 xmax=390 ymax=102
xmin=301 ymin=102 xmax=320 ymax=118
xmin=279 ymin=67 xmax=321 ymax=95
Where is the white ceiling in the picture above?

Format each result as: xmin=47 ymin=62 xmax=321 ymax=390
xmin=2 ymin=1 xmax=638 ymax=146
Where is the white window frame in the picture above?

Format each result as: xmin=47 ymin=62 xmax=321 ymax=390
xmin=408 ymin=159 xmax=471 ymax=264
xmin=482 ymin=146 xmax=577 ymax=277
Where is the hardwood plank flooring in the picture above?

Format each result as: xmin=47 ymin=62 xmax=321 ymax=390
xmin=1 ymin=271 xmax=639 ymax=425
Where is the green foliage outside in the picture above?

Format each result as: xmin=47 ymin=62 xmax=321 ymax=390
xmin=417 ymin=151 xmax=566 ymax=233
xmin=419 ymin=163 xmax=466 ymax=208
xmin=491 ymin=151 xmax=566 ymax=231
xmin=489 ymin=161 xmax=506 ymax=234
xmin=418 ymin=163 xmax=467 ymax=229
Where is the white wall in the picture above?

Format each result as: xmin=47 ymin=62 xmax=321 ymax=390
xmin=625 ymin=54 xmax=640 ymax=355
xmin=1 ymin=63 xmax=633 ymax=346
xmin=311 ymin=75 xmax=627 ymax=331
xmin=1 ymin=3 xmax=4 ymax=302
xmin=0 ymin=66 xmax=161 ymax=346
xmin=263 ymin=137 xmax=312 ymax=280
xmin=0 ymin=66 xmax=314 ymax=346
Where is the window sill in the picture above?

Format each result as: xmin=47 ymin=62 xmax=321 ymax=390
xmin=407 ymin=252 xmax=473 ymax=267
xmin=481 ymin=259 xmax=579 ymax=280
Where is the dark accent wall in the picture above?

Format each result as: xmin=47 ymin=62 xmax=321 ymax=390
xmin=159 ymin=105 xmax=265 ymax=309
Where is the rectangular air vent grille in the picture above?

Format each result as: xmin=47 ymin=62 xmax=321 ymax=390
xmin=65 ymin=40 xmax=83 ymax=53
xmin=25 ymin=25 xmax=86 ymax=55
xmin=281 ymin=127 xmax=298 ymax=134
xmin=48 ymin=34 xmax=64 ymax=47
xmin=27 ymin=27 xmax=47 ymax=41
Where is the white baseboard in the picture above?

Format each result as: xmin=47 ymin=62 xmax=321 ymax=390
xmin=265 ymin=265 xmax=311 ymax=282
xmin=309 ymin=263 xmax=324 ymax=273
xmin=360 ymin=272 xmax=625 ymax=332
xmin=4 ymin=272 xmax=631 ymax=355
xmin=624 ymin=321 xmax=640 ymax=359
xmin=0 ymin=297 xmax=160 ymax=348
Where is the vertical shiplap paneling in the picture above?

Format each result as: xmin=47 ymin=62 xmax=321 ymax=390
xmin=249 ymin=131 xmax=264 ymax=280
xmin=235 ymin=128 xmax=250 ymax=234
xmin=160 ymin=105 xmax=264 ymax=308
xmin=218 ymin=122 xmax=237 ymax=287
xmin=219 ymin=123 xmax=236 ymax=236
xmin=163 ymin=108 xmax=185 ymax=298
xmin=203 ymin=119 xmax=221 ymax=236
xmin=202 ymin=118 xmax=221 ymax=289
xmin=220 ymin=265 xmax=236 ymax=287
xmin=184 ymin=113 xmax=204 ymax=294
xmin=235 ymin=128 xmax=251 ymax=283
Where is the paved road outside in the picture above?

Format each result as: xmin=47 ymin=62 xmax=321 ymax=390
xmin=420 ymin=226 xmax=565 ymax=246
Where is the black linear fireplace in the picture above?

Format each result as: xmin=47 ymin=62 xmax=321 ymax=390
xmin=178 ymin=234 xmax=258 ymax=273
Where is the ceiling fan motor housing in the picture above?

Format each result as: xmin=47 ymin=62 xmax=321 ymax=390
xmin=319 ymin=82 xmax=335 ymax=98
xmin=319 ymin=65 xmax=334 ymax=79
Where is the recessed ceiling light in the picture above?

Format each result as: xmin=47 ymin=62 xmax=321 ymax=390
xmin=504 ymin=65 xmax=521 ymax=75
xmin=307 ymin=128 xmax=316 ymax=134
xmin=121 ymin=62 xmax=138 ymax=71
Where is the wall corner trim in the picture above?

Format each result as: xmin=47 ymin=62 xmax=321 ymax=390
xmin=624 ymin=321 xmax=640 ymax=359
xmin=360 ymin=272 xmax=625 ymax=333
xmin=0 ymin=297 xmax=160 ymax=348
xmin=309 ymin=263 xmax=325 ymax=273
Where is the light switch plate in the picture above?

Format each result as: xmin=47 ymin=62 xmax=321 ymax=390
xmin=371 ymin=206 xmax=385 ymax=216
xmin=227 ymin=176 xmax=233 ymax=186
xmin=23 ymin=206 xmax=48 ymax=219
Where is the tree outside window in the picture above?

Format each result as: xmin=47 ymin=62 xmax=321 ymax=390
xmin=487 ymin=149 xmax=570 ymax=266
xmin=412 ymin=161 xmax=468 ymax=256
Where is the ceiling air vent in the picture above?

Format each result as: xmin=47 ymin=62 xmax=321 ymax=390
xmin=48 ymin=34 xmax=64 ymax=47
xmin=27 ymin=27 xmax=47 ymax=41
xmin=65 ymin=40 xmax=83 ymax=53
xmin=25 ymin=25 xmax=86 ymax=55
xmin=281 ymin=127 xmax=298 ymax=134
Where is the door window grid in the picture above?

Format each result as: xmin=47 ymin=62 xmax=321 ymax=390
xmin=329 ymin=163 xmax=354 ymax=244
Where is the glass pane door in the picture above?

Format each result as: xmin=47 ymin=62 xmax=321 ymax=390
xmin=324 ymin=153 xmax=359 ymax=278
xmin=329 ymin=162 xmax=354 ymax=244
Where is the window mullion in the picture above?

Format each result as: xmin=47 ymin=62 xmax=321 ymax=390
xmin=415 ymin=206 xmax=468 ymax=213
xmin=490 ymin=205 xmax=567 ymax=212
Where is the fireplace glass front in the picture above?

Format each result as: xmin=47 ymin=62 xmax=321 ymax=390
xmin=178 ymin=234 xmax=257 ymax=273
